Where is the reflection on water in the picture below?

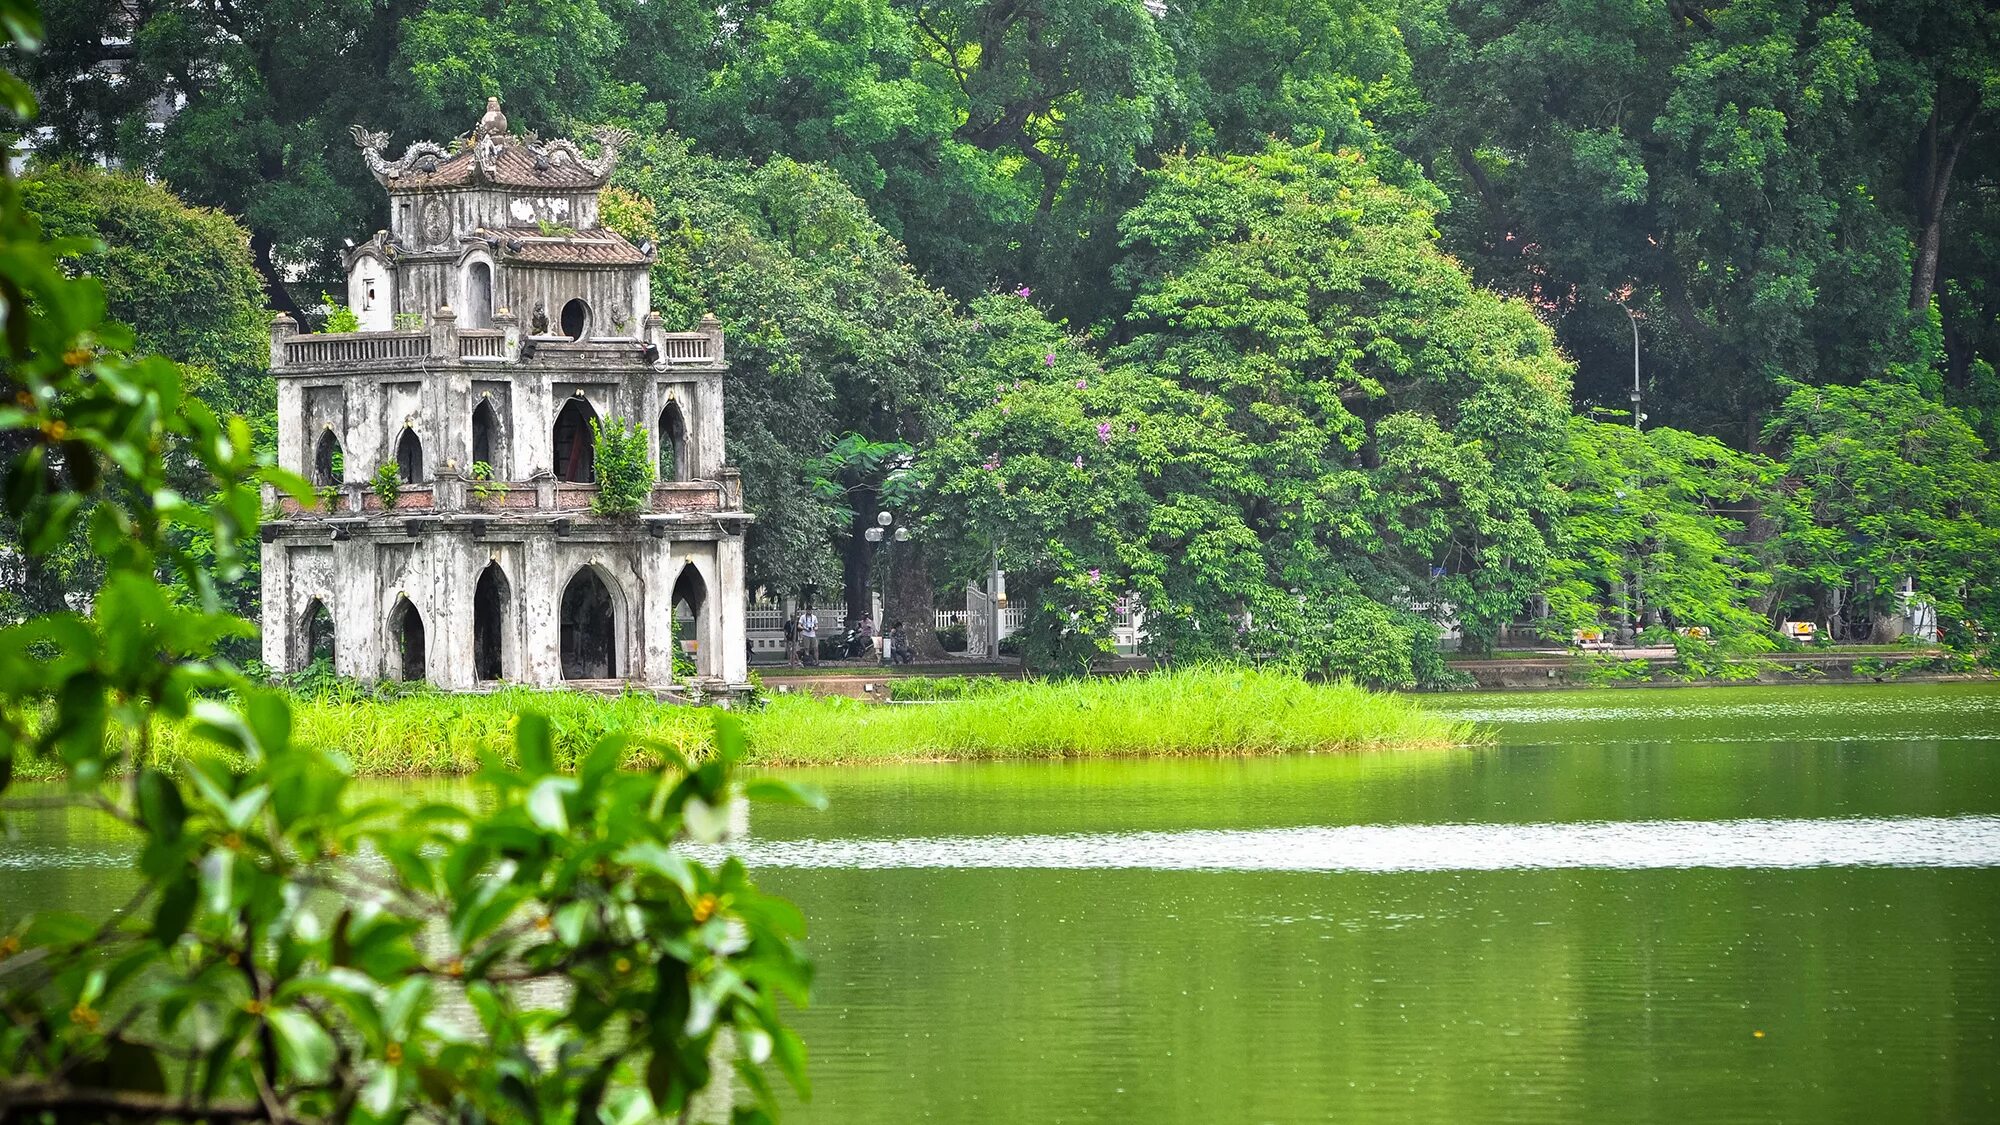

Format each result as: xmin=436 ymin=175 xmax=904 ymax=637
xmin=4 ymin=682 xmax=2000 ymax=1123
xmin=700 ymin=815 xmax=2000 ymax=872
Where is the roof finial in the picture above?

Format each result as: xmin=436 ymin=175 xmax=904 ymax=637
xmin=476 ymin=96 xmax=508 ymax=140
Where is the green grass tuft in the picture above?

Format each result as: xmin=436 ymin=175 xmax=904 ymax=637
xmin=13 ymin=667 xmax=1472 ymax=780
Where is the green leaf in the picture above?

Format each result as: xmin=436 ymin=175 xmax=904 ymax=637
xmin=267 ymin=1007 xmax=336 ymax=1084
xmin=135 ymin=768 xmax=186 ymax=841
xmin=526 ymin=776 xmax=575 ymax=834
xmin=516 ymin=711 xmax=554 ymax=776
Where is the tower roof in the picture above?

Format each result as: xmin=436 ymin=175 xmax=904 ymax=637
xmin=349 ymin=102 xmax=632 ymax=192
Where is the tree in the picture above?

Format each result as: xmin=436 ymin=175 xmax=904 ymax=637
xmin=3 ymin=163 xmax=272 ymax=627
xmin=1395 ymin=0 xmax=1998 ymax=444
xmin=927 ymin=144 xmax=1572 ymax=682
xmin=0 ymin=5 xmax=814 ymax=1117
xmin=1763 ymin=379 xmax=2000 ymax=645
xmin=1545 ymin=416 xmax=1779 ymax=645
xmin=604 ymin=135 xmax=971 ymax=622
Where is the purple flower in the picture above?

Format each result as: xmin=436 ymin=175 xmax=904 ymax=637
xmin=1128 ymin=423 xmax=1138 ymax=432
xmin=1015 ymin=285 xmax=1032 ymax=298
xmin=1097 ymin=421 xmax=1112 ymax=443
xmin=1044 ymin=353 xmax=1057 ymax=367
xmin=1001 ymin=405 xmax=1010 ymax=414
xmin=1088 ymin=568 xmax=1101 ymax=583
xmin=982 ymin=458 xmax=1000 ymax=471
xmin=1076 ymin=378 xmax=1088 ymax=390
xmin=1073 ymin=455 xmax=1084 ymax=469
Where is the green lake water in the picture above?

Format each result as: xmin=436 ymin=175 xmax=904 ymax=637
xmin=4 ymin=682 xmax=1999 ymax=1121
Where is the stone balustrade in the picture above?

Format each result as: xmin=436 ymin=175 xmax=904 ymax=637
xmin=282 ymin=330 xmax=431 ymax=367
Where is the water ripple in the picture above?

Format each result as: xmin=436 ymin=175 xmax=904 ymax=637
xmin=696 ymin=816 xmax=2000 ymax=873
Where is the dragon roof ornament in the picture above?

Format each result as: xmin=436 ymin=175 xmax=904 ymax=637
xmin=350 ymin=107 xmax=634 ymax=190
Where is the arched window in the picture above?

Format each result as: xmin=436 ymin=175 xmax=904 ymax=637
xmin=671 ymin=563 xmax=708 ymax=678
xmin=659 ymin=398 xmax=688 ymax=482
xmin=391 ymin=597 xmax=426 ymax=682
xmin=301 ymin=598 xmax=335 ymax=668
xmin=313 ymin=429 xmax=344 ymax=487
xmin=560 ymin=567 xmax=618 ymax=679
xmin=560 ymin=298 xmax=589 ymax=341
xmin=552 ymin=397 xmax=598 ymax=483
xmin=473 ymin=562 xmax=508 ymax=682
xmin=395 ymin=427 xmax=423 ymax=484
xmin=472 ymin=399 xmax=500 ymax=472
xmin=465 ymin=261 xmax=493 ymax=329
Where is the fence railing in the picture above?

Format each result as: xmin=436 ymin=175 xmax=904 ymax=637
xmin=458 ymin=330 xmax=506 ymax=359
xmin=658 ymin=333 xmax=715 ymax=363
xmin=283 ymin=331 xmax=430 ymax=367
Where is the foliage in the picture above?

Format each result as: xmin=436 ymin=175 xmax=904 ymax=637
xmin=320 ymin=293 xmax=363 ymax=334
xmin=370 ymin=461 xmax=402 ymax=510
xmin=605 ymin=136 xmax=969 ymax=591
xmin=1763 ymin=380 xmax=2000 ymax=646
xmin=467 ymin=459 xmax=504 ymax=504
xmin=1546 ymin=417 xmax=1781 ymax=645
xmin=1395 ymin=0 xmax=2000 ymax=437
xmin=0 ymin=8 xmax=816 ymax=1119
xmin=926 ymin=144 xmax=1571 ymax=683
xmin=589 ymin=416 xmax=656 ymax=514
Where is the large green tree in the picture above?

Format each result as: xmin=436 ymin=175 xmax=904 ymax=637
xmin=3 ymin=164 xmax=271 ymax=625
xmin=1763 ymin=379 xmax=2000 ymax=644
xmin=928 ymin=143 xmax=1572 ymax=681
xmin=605 ymin=135 xmax=971 ymax=624
xmin=1397 ymin=0 xmax=1999 ymax=442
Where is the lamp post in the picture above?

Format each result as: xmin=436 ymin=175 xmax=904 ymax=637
xmin=1616 ymin=299 xmax=1643 ymax=431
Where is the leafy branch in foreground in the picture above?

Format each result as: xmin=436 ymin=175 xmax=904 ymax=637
xmin=0 ymin=2 xmax=816 ymax=1119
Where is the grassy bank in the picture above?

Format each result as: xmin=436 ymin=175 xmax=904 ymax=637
xmin=16 ymin=667 xmax=1473 ymax=780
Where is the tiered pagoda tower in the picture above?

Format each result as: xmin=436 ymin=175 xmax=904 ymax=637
xmin=260 ymin=99 xmax=751 ymax=694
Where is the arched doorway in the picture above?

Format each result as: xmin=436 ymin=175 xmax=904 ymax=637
xmin=472 ymin=399 xmax=500 ymax=471
xmin=301 ymin=598 xmax=335 ymax=667
xmin=473 ymin=562 xmax=508 ymax=681
xmin=464 ymin=261 xmax=493 ymax=329
xmin=395 ymin=427 xmax=423 ymax=484
xmin=552 ymin=397 xmax=598 ymax=483
xmin=560 ymin=298 xmax=589 ymax=341
xmin=560 ymin=567 xmax=618 ymax=679
xmin=390 ymin=597 xmax=425 ymax=681
xmin=672 ymin=563 xmax=708 ymax=677
xmin=659 ymin=399 xmax=688 ymax=481
xmin=313 ymin=429 xmax=343 ymax=487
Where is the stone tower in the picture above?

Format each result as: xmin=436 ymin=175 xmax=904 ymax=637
xmin=260 ymin=103 xmax=751 ymax=694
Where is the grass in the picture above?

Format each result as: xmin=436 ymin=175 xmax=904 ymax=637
xmin=12 ymin=667 xmax=1474 ymax=781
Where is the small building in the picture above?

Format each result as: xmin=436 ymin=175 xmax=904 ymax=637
xmin=260 ymin=100 xmax=751 ymax=694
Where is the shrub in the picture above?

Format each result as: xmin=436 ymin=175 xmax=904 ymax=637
xmin=319 ymin=291 xmax=361 ymax=333
xmin=371 ymin=460 xmax=401 ymax=509
xmin=591 ymin=416 xmax=656 ymax=514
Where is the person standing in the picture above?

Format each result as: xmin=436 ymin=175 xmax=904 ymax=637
xmin=800 ymin=608 xmax=819 ymax=666
xmin=782 ymin=612 xmax=800 ymax=668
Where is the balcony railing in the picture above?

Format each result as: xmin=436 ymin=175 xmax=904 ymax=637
xmin=458 ymin=330 xmax=507 ymax=359
xmin=657 ymin=332 xmax=715 ymax=363
xmin=283 ymin=331 xmax=430 ymax=367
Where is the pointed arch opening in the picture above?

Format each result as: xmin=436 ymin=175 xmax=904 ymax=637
xmin=472 ymin=399 xmax=500 ymax=473
xmin=672 ymin=563 xmax=708 ymax=677
xmin=473 ymin=561 xmax=509 ymax=682
xmin=659 ymin=398 xmax=689 ymax=482
xmin=390 ymin=596 xmax=426 ymax=682
xmin=300 ymin=598 xmax=335 ymax=668
xmin=313 ymin=429 xmax=344 ymax=488
xmin=560 ymin=567 xmax=619 ymax=679
xmin=465 ymin=261 xmax=493 ymax=329
xmin=553 ymin=396 xmax=598 ymax=483
xmin=395 ymin=427 xmax=423 ymax=484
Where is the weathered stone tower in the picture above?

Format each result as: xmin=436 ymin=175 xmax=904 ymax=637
xmin=260 ymin=101 xmax=751 ymax=694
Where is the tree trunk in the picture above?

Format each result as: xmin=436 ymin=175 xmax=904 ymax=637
xmin=251 ymin=230 xmax=304 ymax=321
xmin=1909 ymin=98 xmax=1980 ymax=314
xmin=885 ymin=538 xmax=946 ymax=660
xmin=841 ymin=498 xmax=877 ymax=632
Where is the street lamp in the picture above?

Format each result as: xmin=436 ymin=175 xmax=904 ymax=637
xmin=1613 ymin=295 xmax=1643 ymax=431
